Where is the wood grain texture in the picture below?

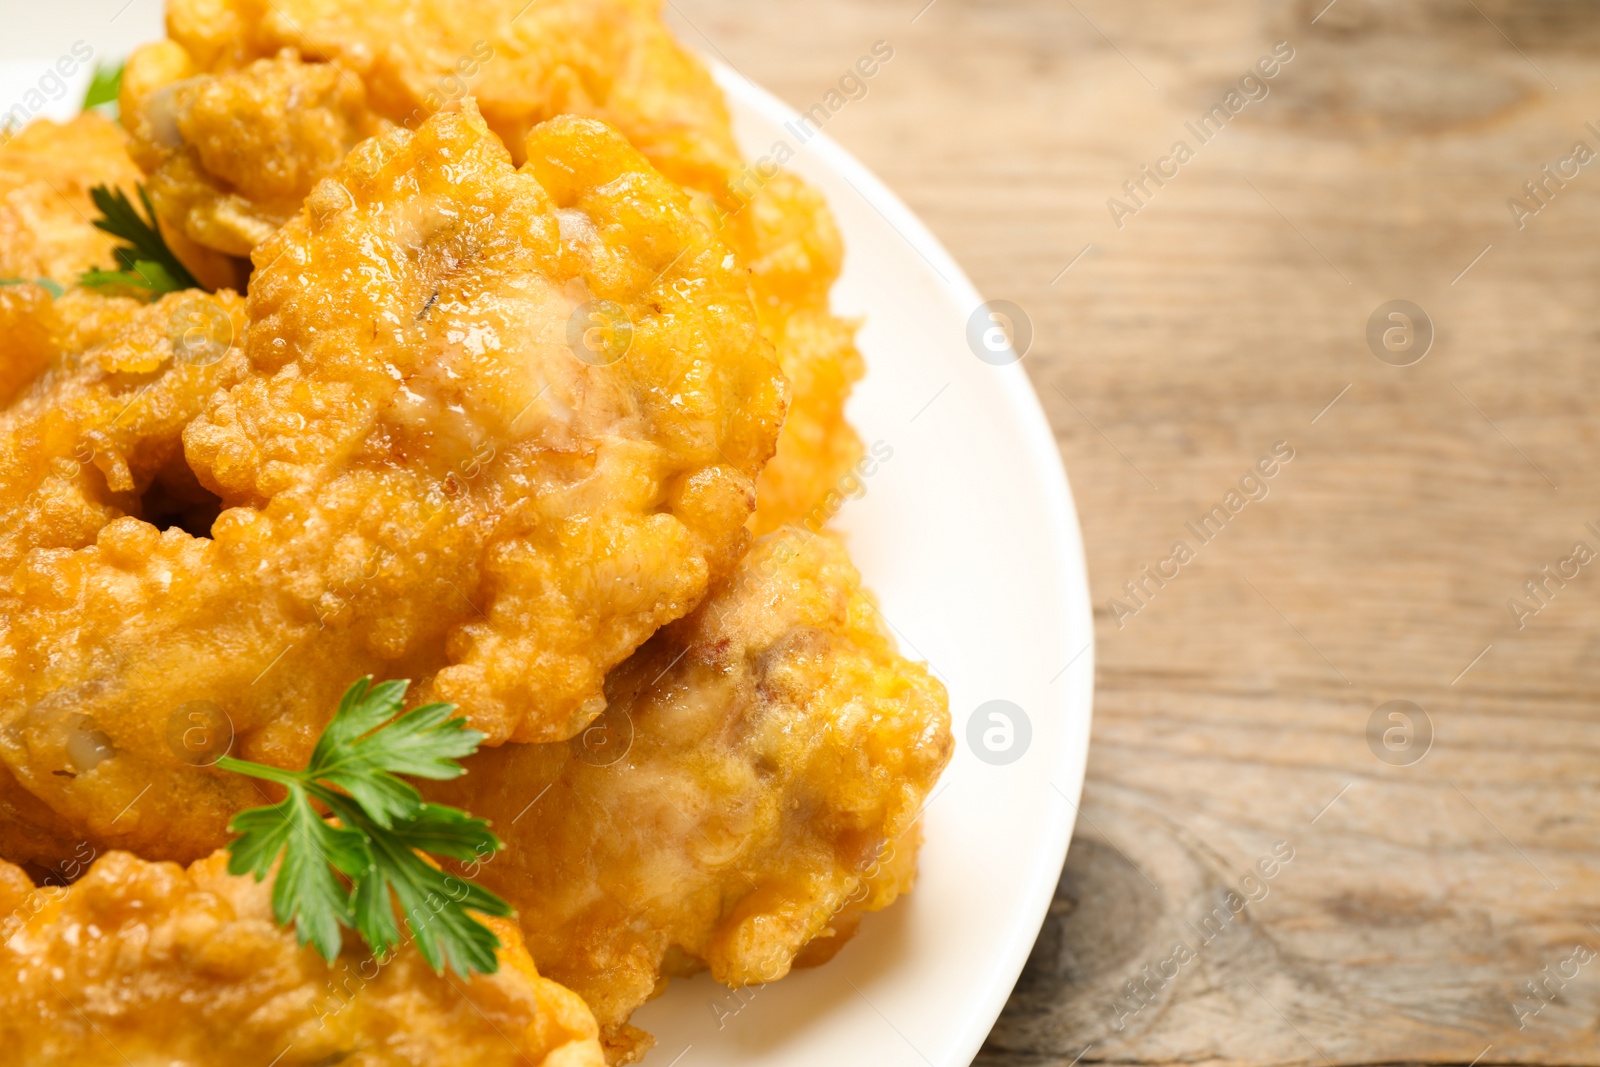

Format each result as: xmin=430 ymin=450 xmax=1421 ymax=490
xmin=666 ymin=0 xmax=1600 ymax=1063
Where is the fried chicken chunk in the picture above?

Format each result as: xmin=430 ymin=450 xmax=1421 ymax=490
xmin=125 ymin=46 xmax=390 ymax=257
xmin=160 ymin=0 xmax=741 ymax=184
xmin=0 ymin=287 xmax=252 ymax=866
xmin=0 ymin=283 xmax=61 ymax=406
xmin=0 ymin=114 xmax=140 ymax=286
xmin=722 ymin=183 xmax=865 ymax=534
xmin=0 ymin=107 xmax=784 ymax=870
xmin=429 ymin=529 xmax=952 ymax=1062
xmin=0 ymin=849 xmax=604 ymax=1066
xmin=126 ymin=0 xmax=865 ymax=529
xmin=0 ymin=108 xmax=243 ymax=411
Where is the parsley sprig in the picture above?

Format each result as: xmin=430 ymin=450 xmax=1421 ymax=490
xmin=79 ymin=184 xmax=201 ymax=295
xmin=218 ymin=678 xmax=513 ymax=976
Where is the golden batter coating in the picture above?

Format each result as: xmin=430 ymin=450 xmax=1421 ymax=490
xmin=0 ymin=284 xmax=61 ymax=406
xmin=0 ymin=286 xmax=252 ymax=867
xmin=429 ymin=529 xmax=952 ymax=1062
xmin=0 ymin=114 xmax=141 ymax=286
xmin=0 ymin=286 xmax=247 ymax=581
xmin=0 ymin=109 xmax=245 ymax=405
xmin=0 ymin=107 xmax=784 ymax=870
xmin=125 ymin=0 xmax=865 ymax=528
xmin=162 ymin=0 xmax=742 ymax=185
xmin=703 ymin=167 xmax=866 ymax=532
xmin=748 ymin=306 xmax=863 ymax=535
xmin=0 ymin=8 xmax=941 ymax=1061
xmin=0 ymin=849 xmax=604 ymax=1066
xmin=125 ymin=47 xmax=390 ymax=257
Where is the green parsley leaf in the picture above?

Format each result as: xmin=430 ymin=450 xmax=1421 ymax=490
xmin=82 ymin=61 xmax=124 ymax=115
xmin=78 ymin=184 xmax=201 ymax=295
xmin=307 ymin=678 xmax=482 ymax=829
xmin=230 ymin=790 xmax=370 ymax=962
xmin=217 ymin=677 xmax=512 ymax=976
xmin=79 ymin=262 xmax=185 ymax=294
xmin=338 ymin=800 xmax=509 ymax=976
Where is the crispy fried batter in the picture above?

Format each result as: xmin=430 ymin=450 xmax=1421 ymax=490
xmin=0 ymin=849 xmax=604 ymax=1066
xmin=708 ymin=169 xmax=867 ymax=533
xmin=163 ymin=0 xmax=742 ymax=184
xmin=0 ymin=284 xmax=61 ymax=406
xmin=0 ymin=111 xmax=245 ymax=402
xmin=0 ymin=114 xmax=140 ymax=286
xmin=429 ymin=529 xmax=952 ymax=1061
xmin=749 ymin=308 xmax=865 ymax=534
xmin=125 ymin=47 xmax=390 ymax=257
xmin=0 ymin=286 xmax=253 ymax=866
xmin=126 ymin=0 xmax=865 ymax=528
xmin=0 ymin=108 xmax=784 ymax=870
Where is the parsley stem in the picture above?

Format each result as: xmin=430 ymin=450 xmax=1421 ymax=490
xmin=215 ymin=755 xmax=304 ymax=790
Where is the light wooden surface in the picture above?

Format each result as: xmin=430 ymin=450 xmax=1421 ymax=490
xmin=669 ymin=0 xmax=1600 ymax=1063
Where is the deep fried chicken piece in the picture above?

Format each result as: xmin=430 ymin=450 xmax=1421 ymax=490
xmin=125 ymin=0 xmax=865 ymax=528
xmin=161 ymin=0 xmax=742 ymax=185
xmin=0 ymin=110 xmax=244 ymax=407
xmin=0 ymin=108 xmax=784 ymax=870
xmin=748 ymin=309 xmax=864 ymax=534
xmin=0 ymin=288 xmax=247 ymax=568
xmin=125 ymin=46 xmax=390 ymax=257
xmin=428 ymin=529 xmax=952 ymax=1063
xmin=0 ymin=115 xmax=140 ymax=286
xmin=122 ymin=0 xmax=735 ymax=254
xmin=0 ymin=849 xmax=604 ymax=1066
xmin=0 ymin=286 xmax=252 ymax=865
xmin=698 ymin=163 xmax=867 ymax=532
xmin=0 ymin=112 xmax=240 ymax=295
xmin=0 ymin=284 xmax=61 ymax=406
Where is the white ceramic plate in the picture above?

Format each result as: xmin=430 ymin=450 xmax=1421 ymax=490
xmin=5 ymin=14 xmax=1094 ymax=1066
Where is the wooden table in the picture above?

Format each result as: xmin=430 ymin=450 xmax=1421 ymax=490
xmin=670 ymin=0 xmax=1600 ymax=1062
